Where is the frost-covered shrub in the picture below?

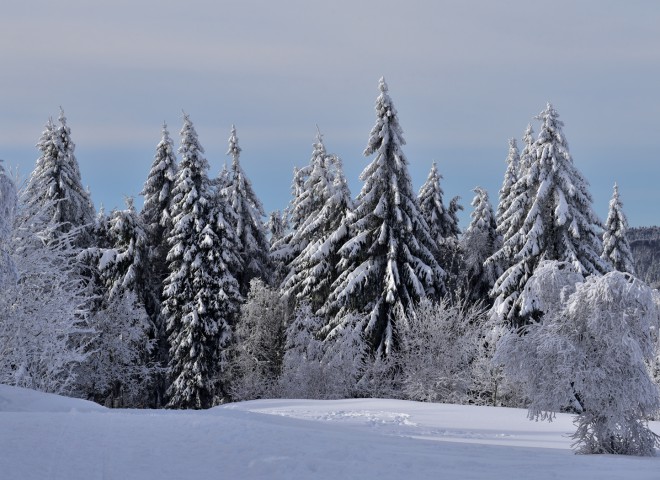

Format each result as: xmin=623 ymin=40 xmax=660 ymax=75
xmin=228 ymin=279 xmax=286 ymax=401
xmin=392 ymin=298 xmax=487 ymax=404
xmin=496 ymin=262 xmax=660 ymax=456
xmin=76 ymin=291 xmax=155 ymax=408
xmin=278 ymin=303 xmax=327 ymax=399
xmin=322 ymin=312 xmax=368 ymax=399
xmin=0 ymin=187 xmax=89 ymax=395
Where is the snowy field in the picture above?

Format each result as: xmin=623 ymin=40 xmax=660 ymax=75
xmin=1 ymin=385 xmax=659 ymax=479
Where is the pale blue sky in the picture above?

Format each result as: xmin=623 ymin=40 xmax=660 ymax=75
xmin=1 ymin=0 xmax=659 ymax=227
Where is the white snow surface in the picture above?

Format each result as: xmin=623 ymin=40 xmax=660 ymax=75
xmin=2 ymin=384 xmax=660 ymax=479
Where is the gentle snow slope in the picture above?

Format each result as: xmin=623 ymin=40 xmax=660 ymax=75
xmin=1 ymin=384 xmax=659 ymax=480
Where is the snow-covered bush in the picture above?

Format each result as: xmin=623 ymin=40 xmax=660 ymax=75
xmin=228 ymin=279 xmax=286 ymax=401
xmin=496 ymin=262 xmax=660 ymax=456
xmin=75 ymin=291 xmax=155 ymax=407
xmin=0 ymin=179 xmax=89 ymax=395
xmin=392 ymin=298 xmax=487 ymax=404
xmin=321 ymin=312 xmax=368 ymax=399
xmin=278 ymin=303 xmax=328 ymax=399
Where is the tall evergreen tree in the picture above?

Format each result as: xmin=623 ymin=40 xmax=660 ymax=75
xmin=140 ymin=123 xmax=178 ymax=276
xmin=223 ymin=125 xmax=271 ymax=292
xmin=270 ymin=165 xmax=312 ymax=276
xmin=282 ymin=130 xmax=352 ymax=312
xmin=139 ymin=124 xmax=179 ymax=404
xmin=446 ymin=196 xmax=463 ymax=239
xmin=486 ymin=128 xmax=535 ymax=277
xmin=0 ymin=160 xmax=17 ymax=287
xmin=266 ymin=210 xmax=287 ymax=245
xmin=76 ymin=198 xmax=157 ymax=407
xmin=495 ymin=138 xmax=520 ymax=225
xmin=461 ymin=187 xmax=500 ymax=303
xmin=602 ymin=183 xmax=635 ymax=274
xmin=489 ymin=104 xmax=608 ymax=327
xmin=519 ymin=123 xmax=535 ymax=176
xmin=25 ymin=110 xmax=95 ymax=242
xmin=324 ymin=78 xmax=445 ymax=355
xmin=417 ymin=162 xmax=461 ymax=262
xmin=162 ymin=114 xmax=241 ymax=409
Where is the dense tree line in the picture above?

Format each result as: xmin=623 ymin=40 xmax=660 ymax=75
xmin=1 ymin=80 xmax=659 ymax=455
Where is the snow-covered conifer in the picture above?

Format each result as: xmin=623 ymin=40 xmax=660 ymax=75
xmin=519 ymin=123 xmax=535 ymax=176
xmin=25 ymin=110 xmax=95 ymax=243
xmin=324 ymin=78 xmax=445 ymax=355
xmin=0 ymin=161 xmax=17 ymax=287
xmin=97 ymin=198 xmax=150 ymax=300
xmin=495 ymin=138 xmax=520 ymax=225
xmin=76 ymin=198 xmax=157 ymax=407
xmin=266 ymin=210 xmax=287 ymax=244
xmin=417 ymin=162 xmax=460 ymax=274
xmin=418 ymin=161 xmax=453 ymax=243
xmin=461 ymin=187 xmax=501 ymax=303
xmin=140 ymin=123 xmax=178 ymax=292
xmin=141 ymin=123 xmax=178 ymax=236
xmin=602 ymin=183 xmax=635 ymax=274
xmin=282 ymin=130 xmax=352 ymax=312
xmin=222 ymin=125 xmax=271 ymax=292
xmin=489 ymin=104 xmax=608 ymax=327
xmin=270 ymin=166 xmax=312 ymax=279
xmin=163 ymin=114 xmax=241 ymax=409
xmin=446 ymin=196 xmax=463 ymax=239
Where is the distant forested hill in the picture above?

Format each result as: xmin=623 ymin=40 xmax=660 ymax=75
xmin=629 ymin=226 xmax=660 ymax=288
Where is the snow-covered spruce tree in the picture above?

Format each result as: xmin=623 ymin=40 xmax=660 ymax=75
xmin=417 ymin=162 xmax=459 ymax=272
xmin=223 ymin=125 xmax=271 ymax=292
xmin=162 ymin=114 xmax=242 ymax=409
xmin=270 ymin=165 xmax=312 ymax=285
xmin=76 ymin=198 xmax=157 ymax=407
xmin=485 ymin=128 xmax=535 ymax=279
xmin=266 ymin=209 xmax=287 ymax=245
xmin=602 ymin=183 xmax=635 ymax=274
xmin=497 ymin=262 xmax=660 ymax=455
xmin=324 ymin=78 xmax=445 ymax=356
xmin=139 ymin=124 xmax=179 ymax=405
xmin=140 ymin=123 xmax=178 ymax=310
xmin=96 ymin=198 xmax=150 ymax=300
xmin=227 ymin=279 xmax=286 ymax=401
xmin=460 ymin=187 xmax=500 ymax=304
xmin=489 ymin=104 xmax=608 ymax=328
xmin=282 ymin=130 xmax=353 ymax=312
xmin=495 ymin=138 xmax=520 ymax=226
xmin=24 ymin=110 xmax=95 ymax=244
xmin=0 ymin=160 xmax=17 ymax=287
xmin=446 ymin=196 xmax=463 ymax=239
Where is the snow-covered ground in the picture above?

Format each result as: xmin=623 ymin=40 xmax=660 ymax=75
xmin=1 ymin=384 xmax=659 ymax=479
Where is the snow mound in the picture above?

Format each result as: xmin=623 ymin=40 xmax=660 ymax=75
xmin=1 ymin=389 xmax=660 ymax=480
xmin=0 ymin=384 xmax=105 ymax=413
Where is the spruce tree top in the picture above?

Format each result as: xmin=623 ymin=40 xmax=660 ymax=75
xmin=26 ymin=109 xmax=95 ymax=234
xmin=327 ymin=77 xmax=445 ymax=355
xmin=140 ymin=122 xmax=178 ymax=230
xmin=364 ymin=77 xmax=406 ymax=157
xmin=602 ymin=183 xmax=635 ymax=274
xmin=490 ymin=103 xmax=608 ymax=326
xmin=496 ymin=138 xmax=520 ymax=225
